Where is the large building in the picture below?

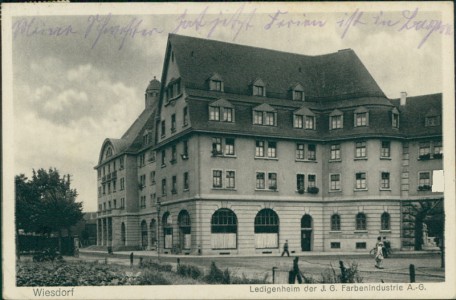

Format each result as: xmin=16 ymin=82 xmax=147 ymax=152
xmin=95 ymin=34 xmax=443 ymax=255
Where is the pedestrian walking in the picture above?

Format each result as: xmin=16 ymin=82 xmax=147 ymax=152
xmin=375 ymin=236 xmax=384 ymax=269
xmin=289 ymin=257 xmax=303 ymax=283
xmin=281 ymin=240 xmax=290 ymax=257
xmin=130 ymin=252 xmax=134 ymax=268
xmin=382 ymin=236 xmax=391 ymax=258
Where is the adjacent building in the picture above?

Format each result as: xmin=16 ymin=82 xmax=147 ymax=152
xmin=95 ymin=34 xmax=443 ymax=255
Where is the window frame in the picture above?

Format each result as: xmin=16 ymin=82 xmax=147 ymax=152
xmin=355 ymin=141 xmax=367 ymax=159
xmin=212 ymin=169 xmax=223 ymax=188
xmin=226 ymin=170 xmax=236 ymax=189
xmin=330 ymin=144 xmax=341 ymax=161
xmin=330 ymin=114 xmax=343 ymax=130
xmin=330 ymin=173 xmax=341 ymax=191
xmin=355 ymin=213 xmax=367 ymax=231
xmin=381 ymin=141 xmax=391 ymax=158
xmin=355 ymin=172 xmax=367 ymax=190
xmin=331 ymin=214 xmax=341 ymax=231
xmin=380 ymin=172 xmax=390 ymax=190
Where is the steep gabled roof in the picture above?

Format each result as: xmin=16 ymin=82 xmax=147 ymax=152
xmin=390 ymin=93 xmax=442 ymax=137
xmin=169 ymin=34 xmax=385 ymax=102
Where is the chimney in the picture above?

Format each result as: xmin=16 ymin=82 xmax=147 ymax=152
xmin=400 ymin=91 xmax=407 ymax=106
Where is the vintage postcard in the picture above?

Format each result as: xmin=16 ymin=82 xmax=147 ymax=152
xmin=2 ymin=2 xmax=455 ymax=299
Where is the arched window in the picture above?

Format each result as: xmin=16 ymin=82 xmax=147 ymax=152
xmin=141 ymin=220 xmax=148 ymax=249
xmin=121 ymin=222 xmax=126 ymax=246
xmin=331 ymin=214 xmax=341 ymax=231
xmin=356 ymin=213 xmax=367 ymax=231
xmin=381 ymin=212 xmax=390 ymax=230
xmin=211 ymin=208 xmax=237 ymax=249
xmin=301 ymin=214 xmax=312 ymax=229
xmin=254 ymin=209 xmax=279 ymax=249
xmin=178 ymin=210 xmax=191 ymax=250
xmin=163 ymin=212 xmax=173 ymax=249
xmin=150 ymin=219 xmax=157 ymax=247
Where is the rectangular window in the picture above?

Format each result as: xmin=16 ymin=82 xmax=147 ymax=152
xmin=108 ymin=182 xmax=111 ymax=194
xmin=150 ymin=171 xmax=156 ymax=185
xmin=307 ymin=144 xmax=316 ymax=160
xmin=253 ymin=85 xmax=264 ymax=96
xmin=355 ymin=112 xmax=367 ymax=126
xmin=171 ymin=145 xmax=177 ymax=163
xmin=330 ymin=174 xmax=341 ymax=191
xmin=331 ymin=242 xmax=341 ymax=249
xmin=419 ymin=172 xmax=431 ymax=187
xmin=256 ymin=172 xmax=265 ymax=189
xmin=212 ymin=138 xmax=222 ymax=155
xmin=355 ymin=141 xmax=367 ymax=158
xmin=381 ymin=172 xmax=390 ymax=189
xmin=212 ymin=80 xmax=222 ymax=91
xmin=425 ymin=116 xmax=441 ymax=127
xmin=161 ymin=150 xmax=166 ymax=167
xmin=381 ymin=141 xmax=391 ymax=158
xmin=294 ymin=115 xmax=303 ymax=128
xmin=356 ymin=242 xmax=367 ymax=249
xmin=392 ymin=113 xmax=399 ymax=128
xmin=183 ymin=172 xmax=189 ymax=190
xmin=225 ymin=138 xmax=235 ymax=156
xmin=213 ymin=170 xmax=223 ymax=188
xmin=296 ymin=143 xmax=305 ymax=159
xmin=223 ymin=108 xmax=233 ymax=122
xmin=253 ymin=111 xmax=263 ymax=125
xmin=183 ymin=107 xmax=189 ymax=126
xmin=255 ymin=141 xmax=265 ymax=157
xmin=308 ymin=174 xmax=316 ymax=188
xmin=265 ymin=112 xmax=275 ymax=126
xmin=330 ymin=144 xmax=341 ymax=160
xmin=182 ymin=140 xmax=189 ymax=158
xmin=434 ymin=141 xmax=443 ymax=156
xmin=305 ymin=116 xmax=315 ymax=130
xmin=297 ymin=174 xmax=305 ymax=191
xmin=161 ymin=178 xmax=167 ymax=196
xmin=331 ymin=115 xmax=343 ymax=129
xmin=161 ymin=120 xmax=166 ymax=137
xmin=139 ymin=174 xmax=146 ymax=188
xmin=226 ymin=171 xmax=235 ymax=189
xmin=268 ymin=173 xmax=277 ymax=190
xmin=267 ymin=141 xmax=277 ymax=158
xmin=294 ymin=90 xmax=304 ymax=101
xmin=355 ymin=172 xmax=367 ymax=189
xmin=113 ymin=199 xmax=117 ymax=208
xmin=209 ymin=106 xmax=220 ymax=121
xmin=120 ymin=178 xmax=125 ymax=190
xmin=419 ymin=142 xmax=431 ymax=158
xmin=171 ymin=114 xmax=176 ymax=132
xmin=148 ymin=150 xmax=156 ymax=162
xmin=120 ymin=198 xmax=125 ymax=209
xmin=172 ymin=176 xmax=177 ymax=194
xmin=113 ymin=180 xmax=116 ymax=192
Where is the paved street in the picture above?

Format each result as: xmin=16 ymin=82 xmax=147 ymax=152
xmin=78 ymin=250 xmax=444 ymax=284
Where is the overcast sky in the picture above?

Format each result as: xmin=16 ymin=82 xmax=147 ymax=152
xmin=10 ymin=3 xmax=449 ymax=211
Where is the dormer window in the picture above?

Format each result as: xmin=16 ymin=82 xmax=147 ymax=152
xmin=105 ymin=146 xmax=113 ymax=159
xmin=208 ymin=99 xmax=234 ymax=123
xmin=329 ymin=109 xmax=343 ymax=130
xmin=253 ymin=103 xmax=276 ymax=126
xmin=354 ymin=107 xmax=369 ymax=127
xmin=208 ymin=73 xmax=224 ymax=92
xmin=290 ymin=83 xmax=305 ymax=101
xmin=425 ymin=109 xmax=441 ymax=127
xmin=392 ymin=108 xmax=400 ymax=128
xmin=293 ymin=106 xmax=315 ymax=130
xmin=251 ymin=79 xmax=266 ymax=97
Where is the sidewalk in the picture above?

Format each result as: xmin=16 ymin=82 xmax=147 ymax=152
xmin=80 ymin=248 xmax=441 ymax=259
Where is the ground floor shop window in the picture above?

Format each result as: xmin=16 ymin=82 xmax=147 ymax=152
xmin=211 ymin=208 xmax=237 ymax=249
xmin=254 ymin=209 xmax=279 ymax=248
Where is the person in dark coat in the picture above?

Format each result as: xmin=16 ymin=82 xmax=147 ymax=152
xmin=281 ymin=240 xmax=290 ymax=257
xmin=292 ymin=257 xmax=303 ymax=283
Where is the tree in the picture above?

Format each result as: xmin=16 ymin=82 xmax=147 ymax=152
xmin=15 ymin=168 xmax=84 ymax=253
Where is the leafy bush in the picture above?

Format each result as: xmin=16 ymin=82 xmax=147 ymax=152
xmin=317 ymin=262 xmax=363 ymax=284
xmin=140 ymin=259 xmax=173 ymax=272
xmin=204 ymin=262 xmax=230 ymax=284
xmin=137 ymin=270 xmax=171 ymax=285
xmin=177 ymin=264 xmax=203 ymax=279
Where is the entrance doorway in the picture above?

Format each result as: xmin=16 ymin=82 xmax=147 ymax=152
xmin=301 ymin=214 xmax=312 ymax=251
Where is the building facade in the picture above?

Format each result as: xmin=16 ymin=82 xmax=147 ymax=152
xmin=95 ymin=34 xmax=443 ymax=255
